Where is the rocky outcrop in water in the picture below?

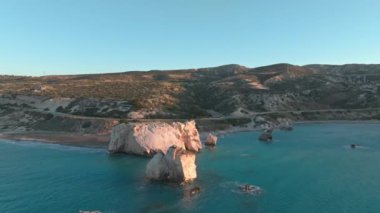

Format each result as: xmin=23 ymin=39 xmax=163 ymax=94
xmin=205 ymin=133 xmax=218 ymax=146
xmin=183 ymin=186 xmax=201 ymax=198
xmin=259 ymin=129 xmax=273 ymax=142
xmin=145 ymin=146 xmax=197 ymax=183
xmin=108 ymin=120 xmax=202 ymax=156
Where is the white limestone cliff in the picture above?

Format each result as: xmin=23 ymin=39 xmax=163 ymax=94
xmin=108 ymin=120 xmax=202 ymax=156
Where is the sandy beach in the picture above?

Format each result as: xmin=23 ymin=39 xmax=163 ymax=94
xmin=0 ymin=131 xmax=110 ymax=148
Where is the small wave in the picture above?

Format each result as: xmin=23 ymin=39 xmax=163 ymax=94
xmin=343 ymin=145 xmax=370 ymax=150
xmin=48 ymin=145 xmax=105 ymax=153
xmin=239 ymin=153 xmax=257 ymax=159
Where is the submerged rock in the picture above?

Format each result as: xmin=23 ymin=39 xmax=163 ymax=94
xmin=145 ymin=146 xmax=197 ymax=183
xmin=259 ymin=129 xmax=273 ymax=142
xmin=239 ymin=184 xmax=262 ymax=195
xmin=189 ymin=186 xmax=201 ymax=196
xmin=108 ymin=120 xmax=202 ymax=156
xmin=205 ymin=133 xmax=218 ymax=146
xmin=183 ymin=186 xmax=201 ymax=198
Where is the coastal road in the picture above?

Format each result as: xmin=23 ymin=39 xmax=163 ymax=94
xmin=27 ymin=107 xmax=380 ymax=122
xmin=135 ymin=107 xmax=380 ymax=123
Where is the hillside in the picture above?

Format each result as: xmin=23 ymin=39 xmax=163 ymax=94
xmin=2 ymin=63 xmax=380 ymax=119
xmin=1 ymin=63 xmax=380 ymax=137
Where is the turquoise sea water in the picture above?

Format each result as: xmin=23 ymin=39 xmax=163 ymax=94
xmin=1 ymin=123 xmax=380 ymax=213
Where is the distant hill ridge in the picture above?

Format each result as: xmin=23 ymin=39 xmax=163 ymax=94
xmin=2 ymin=63 xmax=380 ymax=78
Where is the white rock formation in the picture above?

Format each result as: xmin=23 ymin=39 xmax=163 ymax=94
xmin=205 ymin=133 xmax=218 ymax=146
xmin=108 ymin=120 xmax=202 ymax=156
xmin=277 ymin=118 xmax=293 ymax=131
xmin=145 ymin=146 xmax=197 ymax=183
xmin=254 ymin=116 xmax=267 ymax=124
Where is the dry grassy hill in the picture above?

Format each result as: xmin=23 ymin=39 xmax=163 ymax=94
xmin=1 ymin=63 xmax=380 ymax=120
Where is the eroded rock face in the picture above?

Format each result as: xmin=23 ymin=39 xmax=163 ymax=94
xmin=145 ymin=146 xmax=197 ymax=183
xmin=108 ymin=120 xmax=202 ymax=156
xmin=205 ymin=133 xmax=218 ymax=146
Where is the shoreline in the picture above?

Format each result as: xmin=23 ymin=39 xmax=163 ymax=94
xmin=210 ymin=119 xmax=380 ymax=136
xmin=1 ymin=119 xmax=379 ymax=148
xmin=0 ymin=131 xmax=109 ymax=148
xmin=294 ymin=119 xmax=380 ymax=124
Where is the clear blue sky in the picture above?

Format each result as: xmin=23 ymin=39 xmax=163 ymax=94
xmin=1 ymin=0 xmax=379 ymax=76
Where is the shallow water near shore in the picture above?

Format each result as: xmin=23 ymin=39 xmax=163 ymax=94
xmin=1 ymin=123 xmax=380 ymax=212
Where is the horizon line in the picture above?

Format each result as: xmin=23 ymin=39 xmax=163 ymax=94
xmin=2 ymin=62 xmax=380 ymax=77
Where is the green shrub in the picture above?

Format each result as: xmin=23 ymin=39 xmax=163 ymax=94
xmin=81 ymin=121 xmax=92 ymax=128
xmin=56 ymin=106 xmax=64 ymax=112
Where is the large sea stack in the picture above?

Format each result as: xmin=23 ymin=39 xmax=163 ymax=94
xmin=108 ymin=120 xmax=202 ymax=156
xmin=145 ymin=145 xmax=197 ymax=183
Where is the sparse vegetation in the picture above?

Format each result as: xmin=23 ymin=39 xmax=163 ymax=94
xmin=81 ymin=121 xmax=92 ymax=128
xmin=226 ymin=118 xmax=252 ymax=126
xmin=56 ymin=106 xmax=64 ymax=112
xmin=44 ymin=113 xmax=54 ymax=121
xmin=1 ymin=63 xmax=380 ymax=120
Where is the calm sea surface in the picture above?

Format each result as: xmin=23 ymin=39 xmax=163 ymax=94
xmin=1 ymin=123 xmax=380 ymax=213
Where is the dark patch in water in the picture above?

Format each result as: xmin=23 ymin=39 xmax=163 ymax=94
xmin=220 ymin=181 xmax=263 ymax=196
